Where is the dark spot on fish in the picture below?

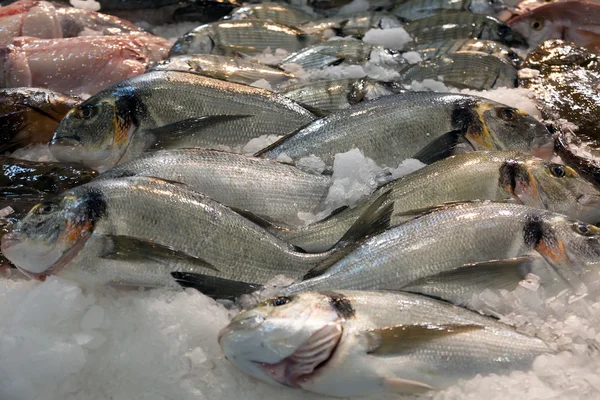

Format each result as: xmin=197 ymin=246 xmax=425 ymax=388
xmin=450 ymin=99 xmax=478 ymax=133
xmin=83 ymin=188 xmax=107 ymax=223
xmin=113 ymin=86 xmax=147 ymax=128
xmin=322 ymin=291 xmax=355 ymax=319
xmin=499 ymin=159 xmax=520 ymax=194
xmin=523 ymin=214 xmax=545 ymax=248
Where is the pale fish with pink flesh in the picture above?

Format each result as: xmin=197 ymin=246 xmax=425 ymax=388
xmin=218 ymin=290 xmax=553 ymax=397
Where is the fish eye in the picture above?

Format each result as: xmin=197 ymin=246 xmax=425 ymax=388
xmin=496 ymin=24 xmax=511 ymax=38
xmin=183 ymin=34 xmax=194 ymax=44
xmin=531 ymin=19 xmax=544 ymax=31
xmin=572 ymin=222 xmax=600 ymax=236
xmin=498 ymin=107 xmax=518 ymax=121
xmin=549 ymin=164 xmax=566 ymax=178
xmin=37 ymin=201 xmax=55 ymax=214
xmin=270 ymin=296 xmax=291 ymax=307
xmin=77 ymin=106 xmax=96 ymax=120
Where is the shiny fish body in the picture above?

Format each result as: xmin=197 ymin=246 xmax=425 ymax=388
xmin=402 ymin=12 xmax=528 ymax=48
xmin=256 ymin=92 xmax=553 ymax=168
xmin=284 ymin=202 xmax=600 ymax=303
xmin=98 ymin=149 xmax=332 ymax=227
xmin=169 ymin=20 xmax=322 ymax=57
xmin=393 ymin=0 xmax=506 ymax=22
xmin=280 ymin=40 xmax=404 ymax=70
xmin=398 ymin=52 xmax=518 ymax=90
xmin=50 ymin=71 xmax=316 ymax=169
xmin=280 ymin=78 xmax=403 ymax=113
xmin=1 ymin=177 xmax=326 ymax=288
xmin=219 ymin=290 xmax=552 ymax=396
xmin=410 ymin=38 xmax=522 ymax=67
xmin=224 ymin=2 xmax=315 ymax=26
xmin=273 ymin=151 xmax=600 ymax=251
xmin=299 ymin=12 xmax=402 ymax=38
xmin=149 ymin=54 xmax=294 ymax=86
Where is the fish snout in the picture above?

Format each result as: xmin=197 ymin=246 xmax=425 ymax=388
xmin=49 ymin=136 xmax=85 ymax=163
xmin=1 ymin=230 xmax=22 ymax=253
xmin=530 ymin=135 xmax=555 ymax=160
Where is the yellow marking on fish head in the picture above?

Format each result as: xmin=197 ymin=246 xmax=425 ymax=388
xmin=466 ymin=102 xmax=496 ymax=150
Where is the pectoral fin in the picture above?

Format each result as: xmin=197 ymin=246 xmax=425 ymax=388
xmin=383 ymin=377 xmax=434 ymax=394
xmin=171 ymin=272 xmax=263 ymax=300
xmin=413 ymin=130 xmax=471 ymax=164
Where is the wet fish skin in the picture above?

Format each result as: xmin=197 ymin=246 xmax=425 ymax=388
xmin=272 ymin=151 xmax=600 ymax=251
xmin=409 ymin=38 xmax=523 ymax=67
xmin=0 ymin=87 xmax=80 ymax=151
xmin=55 ymin=7 xmax=146 ymax=36
xmin=394 ymin=0 xmax=507 ymax=22
xmin=398 ymin=52 xmax=519 ymax=90
xmin=219 ymin=290 xmax=552 ymax=396
xmin=0 ymin=176 xmax=327 ymax=288
xmin=223 ymin=2 xmax=316 ymax=27
xmin=402 ymin=12 xmax=528 ymax=48
xmin=299 ymin=12 xmax=402 ymax=38
xmin=49 ymin=71 xmax=316 ymax=169
xmin=97 ymin=149 xmax=332 ymax=227
xmin=150 ymin=54 xmax=294 ymax=86
xmin=256 ymin=92 xmax=553 ymax=169
xmin=169 ymin=20 xmax=322 ymax=57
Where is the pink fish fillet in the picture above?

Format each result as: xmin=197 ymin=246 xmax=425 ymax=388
xmin=0 ymin=0 xmax=62 ymax=46
xmin=0 ymin=35 xmax=171 ymax=95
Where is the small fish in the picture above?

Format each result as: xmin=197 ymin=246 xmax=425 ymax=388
xmin=398 ymin=52 xmax=519 ymax=90
xmin=0 ymin=87 xmax=80 ymax=152
xmin=257 ymin=92 xmax=553 ymax=169
xmin=394 ymin=0 xmax=507 ymax=22
xmin=150 ymin=54 xmax=294 ymax=86
xmin=280 ymin=77 xmax=403 ymax=113
xmin=299 ymin=12 xmax=402 ymax=38
xmin=219 ymin=290 xmax=552 ymax=396
xmin=50 ymin=71 xmax=316 ymax=169
xmin=223 ymin=3 xmax=316 ymax=27
xmin=402 ymin=12 xmax=528 ymax=48
xmin=508 ymin=1 xmax=600 ymax=49
xmin=409 ymin=38 xmax=523 ymax=67
xmin=169 ymin=20 xmax=322 ymax=57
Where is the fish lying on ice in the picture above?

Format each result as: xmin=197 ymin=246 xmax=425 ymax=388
xmin=223 ymin=2 xmax=316 ymax=27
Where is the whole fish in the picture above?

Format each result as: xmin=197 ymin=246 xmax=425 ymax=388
xmin=409 ymin=38 xmax=523 ymax=67
xmin=256 ymin=92 xmax=553 ymax=169
xmin=0 ymin=87 xmax=80 ymax=151
xmin=219 ymin=290 xmax=553 ymax=396
xmin=299 ymin=12 xmax=402 ymax=38
xmin=223 ymin=3 xmax=316 ymax=27
xmin=284 ymin=202 xmax=600 ymax=302
xmin=280 ymin=40 xmax=405 ymax=70
xmin=98 ymin=149 xmax=332 ymax=227
xmin=169 ymin=20 xmax=322 ymax=57
xmin=393 ymin=0 xmax=507 ymax=22
xmin=150 ymin=54 xmax=294 ymax=86
xmin=0 ymin=176 xmax=336 ymax=295
xmin=398 ymin=52 xmax=518 ymax=90
xmin=402 ymin=13 xmax=528 ymax=48
xmin=0 ymin=35 xmax=171 ymax=95
xmin=508 ymin=1 xmax=600 ymax=49
xmin=272 ymin=151 xmax=600 ymax=252
xmin=280 ymin=78 xmax=403 ymax=113
xmin=50 ymin=71 xmax=316 ymax=169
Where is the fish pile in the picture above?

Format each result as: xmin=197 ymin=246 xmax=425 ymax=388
xmin=1 ymin=0 xmax=600 ymax=398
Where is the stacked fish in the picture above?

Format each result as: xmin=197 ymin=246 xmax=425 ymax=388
xmin=1 ymin=0 xmax=600 ymax=397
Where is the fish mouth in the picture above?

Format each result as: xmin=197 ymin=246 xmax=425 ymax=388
xmin=253 ymin=323 xmax=342 ymax=388
xmin=530 ymin=140 xmax=555 ymax=160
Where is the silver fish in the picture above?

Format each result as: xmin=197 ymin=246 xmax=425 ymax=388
xmin=98 ymin=149 xmax=332 ymax=227
xmin=219 ymin=290 xmax=553 ymax=396
xmin=256 ymin=92 xmax=554 ymax=168
xmin=169 ymin=20 xmax=322 ymax=57
xmin=393 ymin=0 xmax=507 ymax=22
xmin=299 ymin=12 xmax=402 ymax=38
xmin=409 ymin=38 xmax=523 ymax=67
xmin=398 ymin=52 xmax=518 ymax=90
xmin=149 ymin=54 xmax=294 ymax=86
xmin=49 ymin=71 xmax=316 ymax=169
xmin=223 ymin=2 xmax=316 ymax=26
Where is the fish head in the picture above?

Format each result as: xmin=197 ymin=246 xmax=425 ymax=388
xmin=50 ymin=87 xmax=141 ymax=169
xmin=219 ymin=292 xmax=345 ymax=388
xmin=170 ymin=26 xmax=216 ymax=56
xmin=475 ymin=103 xmax=554 ymax=159
xmin=482 ymin=18 xmax=528 ymax=48
xmin=508 ymin=13 xmax=557 ymax=49
xmin=0 ymin=188 xmax=104 ymax=280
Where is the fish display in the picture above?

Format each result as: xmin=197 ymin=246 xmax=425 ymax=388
xmin=298 ymin=12 xmax=402 ymax=38
xmin=219 ymin=290 xmax=553 ymax=396
xmin=394 ymin=0 xmax=507 ymax=22
xmin=49 ymin=71 xmax=316 ymax=168
xmin=409 ymin=38 xmax=523 ymax=67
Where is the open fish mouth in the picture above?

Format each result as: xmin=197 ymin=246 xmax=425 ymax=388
xmin=254 ymin=323 xmax=342 ymax=388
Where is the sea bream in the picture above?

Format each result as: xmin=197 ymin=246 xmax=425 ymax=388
xmin=393 ymin=0 xmax=507 ymax=22
xmin=223 ymin=2 xmax=316 ymax=27
xmin=410 ymin=38 xmax=523 ymax=67
xmin=298 ymin=12 xmax=402 ymax=38
xmin=256 ymin=92 xmax=553 ymax=169
xmin=49 ymin=71 xmax=317 ymax=169
xmin=219 ymin=290 xmax=553 ymax=396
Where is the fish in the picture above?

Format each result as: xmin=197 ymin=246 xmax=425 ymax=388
xmin=218 ymin=290 xmax=553 ymax=396
xmin=0 ymin=176 xmax=353 ymax=295
xmin=171 ymin=0 xmax=242 ymax=23
xmin=149 ymin=54 xmax=294 ymax=86
xmin=0 ymin=214 xmax=18 ymax=268
xmin=394 ymin=0 xmax=507 ymax=22
xmin=97 ymin=149 xmax=332 ymax=227
xmin=256 ymin=92 xmax=554 ymax=169
xmin=280 ymin=77 xmax=403 ymax=113
xmin=223 ymin=2 xmax=316 ymax=27
xmin=284 ymin=202 xmax=600 ymax=303
xmin=0 ymin=87 xmax=80 ymax=151
xmin=409 ymin=38 xmax=523 ymax=67
xmin=0 ymin=34 xmax=171 ymax=95
xmin=280 ymin=40 xmax=405 ymax=70
xmin=398 ymin=52 xmax=519 ymax=90
xmin=271 ymin=151 xmax=600 ymax=252
xmin=54 ymin=6 xmax=147 ymax=37
xmin=169 ymin=20 xmax=322 ymax=57
xmin=508 ymin=1 xmax=600 ymax=49
xmin=402 ymin=12 xmax=528 ymax=48
xmin=49 ymin=71 xmax=317 ymax=169
xmin=298 ymin=12 xmax=402 ymax=38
